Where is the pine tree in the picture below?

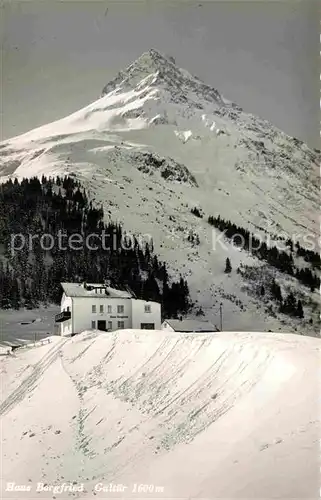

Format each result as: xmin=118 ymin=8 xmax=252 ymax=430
xmin=296 ymin=300 xmax=304 ymax=319
xmin=10 ymin=277 xmax=21 ymax=309
xmin=224 ymin=258 xmax=232 ymax=273
xmin=280 ymin=291 xmax=297 ymax=316
xmin=271 ymin=279 xmax=282 ymax=302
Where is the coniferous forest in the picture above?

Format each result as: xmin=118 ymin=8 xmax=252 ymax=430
xmin=0 ymin=176 xmax=191 ymax=317
xmin=208 ymin=215 xmax=320 ymax=291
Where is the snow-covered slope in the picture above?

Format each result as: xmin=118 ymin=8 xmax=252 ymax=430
xmin=1 ymin=329 xmax=320 ymax=498
xmin=0 ymin=49 xmax=319 ymax=334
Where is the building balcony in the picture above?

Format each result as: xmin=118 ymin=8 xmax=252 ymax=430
xmin=55 ymin=310 xmax=71 ymax=323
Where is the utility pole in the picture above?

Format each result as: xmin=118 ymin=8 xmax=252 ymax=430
xmin=219 ymin=302 xmax=223 ymax=331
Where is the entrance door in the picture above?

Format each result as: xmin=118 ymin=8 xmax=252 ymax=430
xmin=97 ymin=320 xmax=107 ymax=331
xmin=140 ymin=323 xmax=155 ymax=329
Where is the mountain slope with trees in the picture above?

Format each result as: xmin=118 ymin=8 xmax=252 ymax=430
xmin=0 ymin=176 xmax=190 ymax=318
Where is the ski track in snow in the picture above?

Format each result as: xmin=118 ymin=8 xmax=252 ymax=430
xmin=0 ymin=329 xmax=319 ymax=498
xmin=0 ymin=338 xmax=68 ymax=416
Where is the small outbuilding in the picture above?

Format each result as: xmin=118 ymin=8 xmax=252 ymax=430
xmin=161 ymin=319 xmax=218 ymax=333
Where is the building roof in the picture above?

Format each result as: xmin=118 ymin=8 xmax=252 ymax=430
xmin=163 ymin=319 xmax=218 ymax=332
xmin=61 ymin=282 xmax=132 ymax=299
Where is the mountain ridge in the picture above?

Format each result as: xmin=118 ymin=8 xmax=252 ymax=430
xmin=101 ymin=48 xmax=225 ymax=108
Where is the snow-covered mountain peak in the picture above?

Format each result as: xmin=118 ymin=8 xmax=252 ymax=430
xmin=128 ymin=48 xmax=174 ymax=74
xmin=101 ymin=49 xmax=224 ymax=107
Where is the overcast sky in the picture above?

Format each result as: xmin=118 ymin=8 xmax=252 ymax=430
xmin=1 ymin=0 xmax=319 ymax=148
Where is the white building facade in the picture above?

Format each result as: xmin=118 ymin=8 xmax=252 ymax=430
xmin=55 ymin=282 xmax=161 ymax=336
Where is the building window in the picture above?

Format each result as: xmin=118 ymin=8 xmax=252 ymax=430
xmin=108 ymin=321 xmax=112 ymax=330
xmin=100 ymin=289 xmax=103 ymax=294
xmin=118 ymin=321 xmax=125 ymax=329
xmin=141 ymin=323 xmax=155 ymax=329
xmin=95 ymin=289 xmax=98 ymax=294
xmin=117 ymin=305 xmax=124 ymax=314
xmin=107 ymin=305 xmax=112 ymax=313
xmin=91 ymin=320 xmax=96 ymax=329
xmin=144 ymin=304 xmax=151 ymax=313
xmin=100 ymin=304 xmax=104 ymax=313
xmin=92 ymin=305 xmax=96 ymax=313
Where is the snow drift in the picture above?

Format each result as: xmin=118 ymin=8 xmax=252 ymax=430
xmin=1 ymin=329 xmax=320 ymax=498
